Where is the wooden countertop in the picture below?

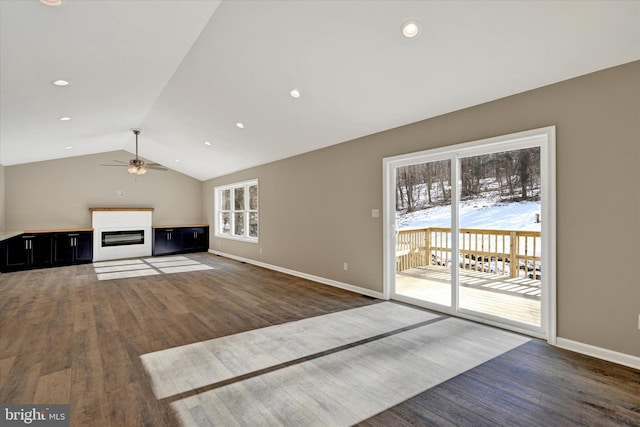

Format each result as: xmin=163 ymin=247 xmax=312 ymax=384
xmin=89 ymin=207 xmax=154 ymax=212
xmin=24 ymin=228 xmax=94 ymax=233
xmin=0 ymin=228 xmax=93 ymax=241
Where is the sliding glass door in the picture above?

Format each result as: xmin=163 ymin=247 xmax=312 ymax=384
xmin=384 ymin=127 xmax=555 ymax=338
xmin=394 ymin=159 xmax=453 ymax=308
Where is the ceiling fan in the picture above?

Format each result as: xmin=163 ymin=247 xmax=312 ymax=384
xmin=102 ymin=129 xmax=167 ymax=175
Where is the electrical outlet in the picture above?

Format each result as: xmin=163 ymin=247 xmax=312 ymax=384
xmin=343 ymin=262 xmax=348 ymax=271
xmin=116 ymin=190 xmax=124 ymax=197
xmin=259 ymin=247 xmax=263 ymax=254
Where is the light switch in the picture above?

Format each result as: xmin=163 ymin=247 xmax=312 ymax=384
xmin=371 ymin=209 xmax=379 ymax=218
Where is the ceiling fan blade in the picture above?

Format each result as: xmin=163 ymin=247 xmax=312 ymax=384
xmin=101 ymin=164 xmax=128 ymax=167
xmin=146 ymin=165 xmax=168 ymax=171
xmin=113 ymin=160 xmax=129 ymax=164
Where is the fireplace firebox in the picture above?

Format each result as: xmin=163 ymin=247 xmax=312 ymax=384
xmin=101 ymin=230 xmax=144 ymax=247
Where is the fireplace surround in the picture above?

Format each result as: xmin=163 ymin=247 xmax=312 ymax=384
xmin=90 ymin=208 xmax=153 ymax=261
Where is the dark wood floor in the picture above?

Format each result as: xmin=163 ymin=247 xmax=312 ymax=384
xmin=1 ymin=253 xmax=638 ymax=426
xmin=359 ymin=339 xmax=640 ymax=426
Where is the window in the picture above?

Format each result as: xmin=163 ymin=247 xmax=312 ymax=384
xmin=215 ymin=179 xmax=258 ymax=242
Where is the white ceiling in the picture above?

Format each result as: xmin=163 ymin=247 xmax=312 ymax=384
xmin=1 ymin=0 xmax=639 ymax=181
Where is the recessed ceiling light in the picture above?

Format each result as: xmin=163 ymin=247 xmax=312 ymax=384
xmin=65 ymin=146 xmax=73 ymax=150
xmin=204 ymin=141 xmax=212 ymax=146
xmin=175 ymin=158 xmax=180 ymax=162
xmin=236 ymin=122 xmax=245 ymax=129
xmin=402 ymin=20 xmax=421 ymax=38
xmin=290 ymin=89 xmax=301 ymax=99
xmin=52 ymin=79 xmax=69 ymax=86
xmin=40 ymin=0 xmax=62 ymax=6
xmin=59 ymin=116 xmax=71 ymax=121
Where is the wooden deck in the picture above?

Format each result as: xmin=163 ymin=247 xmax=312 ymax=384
xmin=396 ymin=265 xmax=541 ymax=326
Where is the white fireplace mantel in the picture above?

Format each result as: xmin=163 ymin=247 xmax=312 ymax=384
xmin=90 ymin=208 xmax=153 ymax=261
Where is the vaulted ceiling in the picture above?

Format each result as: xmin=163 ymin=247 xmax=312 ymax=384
xmin=1 ymin=0 xmax=639 ymax=181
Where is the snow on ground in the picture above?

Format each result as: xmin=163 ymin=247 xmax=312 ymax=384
xmin=396 ymin=199 xmax=541 ymax=231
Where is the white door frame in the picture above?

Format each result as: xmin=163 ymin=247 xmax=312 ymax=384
xmin=383 ymin=126 xmax=556 ymax=342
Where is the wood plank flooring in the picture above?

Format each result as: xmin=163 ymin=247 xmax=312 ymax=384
xmin=161 ymin=312 xmax=530 ymax=426
xmin=1 ymin=253 xmax=639 ymax=426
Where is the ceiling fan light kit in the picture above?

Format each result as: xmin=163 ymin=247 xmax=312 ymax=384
xmin=40 ymin=0 xmax=63 ymax=6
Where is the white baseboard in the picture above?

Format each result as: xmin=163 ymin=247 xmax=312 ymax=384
xmin=208 ymin=249 xmax=386 ymax=300
xmin=555 ymin=337 xmax=640 ymax=370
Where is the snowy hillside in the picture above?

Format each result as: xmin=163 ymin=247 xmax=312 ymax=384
xmin=396 ymin=199 xmax=541 ymax=231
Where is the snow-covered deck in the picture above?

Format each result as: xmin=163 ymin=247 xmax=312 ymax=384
xmin=396 ymin=265 xmax=541 ymax=326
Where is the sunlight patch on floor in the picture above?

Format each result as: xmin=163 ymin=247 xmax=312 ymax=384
xmin=140 ymin=302 xmax=530 ymax=426
xmin=93 ymin=256 xmax=214 ymax=281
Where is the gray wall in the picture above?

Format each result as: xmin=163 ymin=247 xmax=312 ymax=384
xmin=5 ymin=150 xmax=204 ymax=230
xmin=204 ymin=61 xmax=640 ymax=358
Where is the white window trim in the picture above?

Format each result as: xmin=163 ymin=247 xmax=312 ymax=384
xmin=214 ymin=179 xmax=259 ymax=243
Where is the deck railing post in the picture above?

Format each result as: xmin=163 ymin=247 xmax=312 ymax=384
xmin=510 ymin=231 xmax=518 ymax=278
xmin=425 ymin=228 xmax=431 ymax=266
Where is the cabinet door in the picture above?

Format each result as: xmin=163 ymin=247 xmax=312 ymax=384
xmin=181 ymin=228 xmax=197 ymax=251
xmin=182 ymin=227 xmax=208 ymax=252
xmin=30 ymin=234 xmax=52 ymax=268
xmin=2 ymin=234 xmax=52 ymax=271
xmin=74 ymin=232 xmax=93 ymax=263
xmin=153 ymin=229 xmax=182 ymax=255
xmin=3 ymin=236 xmax=29 ymax=270
xmin=195 ymin=227 xmax=209 ymax=251
xmin=53 ymin=234 xmax=74 ymax=264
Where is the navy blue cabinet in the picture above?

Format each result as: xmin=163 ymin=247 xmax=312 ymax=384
xmin=1 ymin=229 xmax=94 ymax=273
xmin=53 ymin=232 xmax=93 ymax=265
xmin=153 ymin=226 xmax=209 ymax=256
xmin=182 ymin=227 xmax=208 ymax=252
xmin=153 ymin=228 xmax=183 ymax=256
xmin=1 ymin=233 xmax=52 ymax=272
